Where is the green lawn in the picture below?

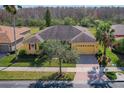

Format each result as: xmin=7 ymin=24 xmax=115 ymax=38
xmin=30 ymin=27 xmax=40 ymax=35
xmin=0 ymin=71 xmax=75 ymax=80
xmin=99 ymin=45 xmax=120 ymax=66
xmin=0 ymin=55 xmax=75 ymax=67
xmin=89 ymin=27 xmax=96 ymax=36
xmin=0 ymin=54 xmax=16 ymax=67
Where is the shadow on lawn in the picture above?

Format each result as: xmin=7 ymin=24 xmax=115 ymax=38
xmin=87 ymin=67 xmax=112 ymax=88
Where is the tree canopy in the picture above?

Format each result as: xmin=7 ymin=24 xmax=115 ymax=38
xmin=45 ymin=8 xmax=51 ymax=27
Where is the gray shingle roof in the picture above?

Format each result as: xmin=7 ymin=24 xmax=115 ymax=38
xmin=71 ymin=32 xmax=96 ymax=43
xmin=39 ymin=25 xmax=96 ymax=42
xmin=39 ymin=25 xmax=81 ymax=41
xmin=24 ymin=25 xmax=96 ymax=43
xmin=112 ymin=24 xmax=124 ymax=35
xmin=23 ymin=36 xmax=40 ymax=43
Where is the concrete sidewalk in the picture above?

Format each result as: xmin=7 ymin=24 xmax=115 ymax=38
xmin=0 ymin=67 xmax=124 ymax=72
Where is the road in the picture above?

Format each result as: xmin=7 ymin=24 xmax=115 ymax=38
xmin=0 ymin=81 xmax=124 ymax=88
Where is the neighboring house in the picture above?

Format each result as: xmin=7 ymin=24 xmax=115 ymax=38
xmin=24 ymin=25 xmax=98 ymax=54
xmin=112 ymin=24 xmax=124 ymax=38
xmin=0 ymin=25 xmax=30 ymax=53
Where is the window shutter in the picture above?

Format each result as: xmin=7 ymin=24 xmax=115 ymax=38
xmin=35 ymin=43 xmax=37 ymax=50
xmin=29 ymin=44 xmax=31 ymax=50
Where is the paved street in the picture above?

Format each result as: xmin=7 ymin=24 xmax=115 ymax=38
xmin=0 ymin=81 xmax=73 ymax=88
xmin=0 ymin=80 xmax=124 ymax=88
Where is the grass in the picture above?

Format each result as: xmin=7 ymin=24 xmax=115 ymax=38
xmin=0 ymin=55 xmax=75 ymax=67
xmin=105 ymin=72 xmax=117 ymax=80
xmin=0 ymin=54 xmax=16 ymax=67
xmin=30 ymin=27 xmax=40 ymax=35
xmin=99 ymin=45 xmax=120 ymax=66
xmin=0 ymin=71 xmax=75 ymax=80
xmin=89 ymin=27 xmax=96 ymax=36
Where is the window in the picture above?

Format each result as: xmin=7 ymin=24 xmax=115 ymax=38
xmin=29 ymin=43 xmax=37 ymax=50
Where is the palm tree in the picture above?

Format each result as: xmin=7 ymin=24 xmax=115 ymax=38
xmin=3 ymin=5 xmax=22 ymax=59
xmin=96 ymin=21 xmax=115 ymax=66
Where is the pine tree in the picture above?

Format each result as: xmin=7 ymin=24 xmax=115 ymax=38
xmin=45 ymin=8 xmax=51 ymax=27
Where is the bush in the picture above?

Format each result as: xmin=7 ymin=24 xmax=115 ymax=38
xmin=80 ymin=18 xmax=94 ymax=27
xmin=114 ymin=39 xmax=124 ymax=54
xmin=64 ymin=17 xmax=76 ymax=25
xmin=105 ymin=72 xmax=117 ymax=80
xmin=27 ymin=19 xmax=45 ymax=27
xmin=96 ymin=50 xmax=102 ymax=58
xmin=18 ymin=49 xmax=27 ymax=57
xmin=16 ymin=18 xmax=24 ymax=26
xmin=51 ymin=19 xmax=64 ymax=25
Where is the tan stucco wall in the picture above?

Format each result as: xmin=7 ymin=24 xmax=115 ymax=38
xmin=22 ymin=43 xmax=39 ymax=54
xmin=71 ymin=42 xmax=99 ymax=54
xmin=23 ymin=42 xmax=99 ymax=55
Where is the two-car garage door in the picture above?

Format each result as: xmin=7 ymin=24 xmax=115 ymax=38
xmin=72 ymin=43 xmax=98 ymax=54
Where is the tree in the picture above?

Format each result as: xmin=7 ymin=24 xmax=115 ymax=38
xmin=64 ymin=17 xmax=76 ymax=25
xmin=96 ymin=21 xmax=115 ymax=66
xmin=3 ymin=5 xmax=22 ymax=59
xmin=51 ymin=19 xmax=64 ymax=25
xmin=80 ymin=17 xmax=94 ymax=27
xmin=40 ymin=40 xmax=78 ymax=76
xmin=45 ymin=8 xmax=51 ymax=27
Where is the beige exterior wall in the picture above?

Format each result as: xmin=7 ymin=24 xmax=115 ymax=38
xmin=23 ymin=42 xmax=99 ymax=55
xmin=22 ymin=43 xmax=39 ymax=54
xmin=71 ymin=42 xmax=99 ymax=54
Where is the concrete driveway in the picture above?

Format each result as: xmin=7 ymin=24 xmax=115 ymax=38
xmin=78 ymin=54 xmax=98 ymax=64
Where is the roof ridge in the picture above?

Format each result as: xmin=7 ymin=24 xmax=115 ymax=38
xmin=35 ymin=34 xmax=44 ymax=42
xmin=70 ymin=31 xmax=83 ymax=42
xmin=76 ymin=26 xmax=96 ymax=39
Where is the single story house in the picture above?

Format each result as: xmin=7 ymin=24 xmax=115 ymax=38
xmin=0 ymin=25 xmax=30 ymax=53
xmin=112 ymin=24 xmax=124 ymax=38
xmin=24 ymin=25 xmax=98 ymax=54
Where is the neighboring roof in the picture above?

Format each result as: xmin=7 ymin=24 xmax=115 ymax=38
xmin=0 ymin=33 xmax=10 ymax=43
xmin=112 ymin=24 xmax=124 ymax=36
xmin=0 ymin=25 xmax=30 ymax=44
xmin=25 ymin=25 xmax=96 ymax=43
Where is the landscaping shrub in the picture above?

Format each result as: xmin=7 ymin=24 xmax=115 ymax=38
xmin=113 ymin=39 xmax=124 ymax=54
xmin=96 ymin=50 xmax=102 ymax=59
xmin=105 ymin=72 xmax=117 ymax=80
xmin=18 ymin=49 xmax=27 ymax=57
